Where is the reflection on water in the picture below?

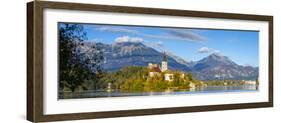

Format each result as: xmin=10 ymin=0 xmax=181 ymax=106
xmin=59 ymin=84 xmax=258 ymax=99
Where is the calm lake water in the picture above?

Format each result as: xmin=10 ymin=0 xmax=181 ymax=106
xmin=59 ymin=84 xmax=258 ymax=99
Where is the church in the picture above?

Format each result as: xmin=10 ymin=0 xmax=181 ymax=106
xmin=148 ymin=52 xmax=174 ymax=82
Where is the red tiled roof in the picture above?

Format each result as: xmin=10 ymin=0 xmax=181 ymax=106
xmin=149 ymin=66 xmax=161 ymax=72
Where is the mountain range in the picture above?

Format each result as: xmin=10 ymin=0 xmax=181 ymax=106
xmin=79 ymin=41 xmax=258 ymax=80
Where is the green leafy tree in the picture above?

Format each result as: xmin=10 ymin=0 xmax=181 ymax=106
xmin=100 ymin=66 xmax=204 ymax=92
xmin=59 ymin=23 xmax=104 ymax=92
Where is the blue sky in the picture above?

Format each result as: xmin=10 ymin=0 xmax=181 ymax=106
xmin=69 ymin=23 xmax=259 ymax=67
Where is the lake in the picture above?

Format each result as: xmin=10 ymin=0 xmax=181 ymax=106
xmin=59 ymin=84 xmax=258 ymax=99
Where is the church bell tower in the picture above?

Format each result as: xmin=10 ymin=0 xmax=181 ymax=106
xmin=161 ymin=51 xmax=168 ymax=72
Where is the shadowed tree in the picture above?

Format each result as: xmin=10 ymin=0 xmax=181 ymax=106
xmin=59 ymin=23 xmax=104 ymax=92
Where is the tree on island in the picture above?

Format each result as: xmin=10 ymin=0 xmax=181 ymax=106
xmin=100 ymin=66 xmax=201 ymax=92
xmin=59 ymin=23 xmax=104 ymax=92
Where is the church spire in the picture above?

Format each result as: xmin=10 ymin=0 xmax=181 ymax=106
xmin=163 ymin=51 xmax=167 ymax=61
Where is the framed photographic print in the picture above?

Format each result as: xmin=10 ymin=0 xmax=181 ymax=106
xmin=27 ymin=1 xmax=273 ymax=122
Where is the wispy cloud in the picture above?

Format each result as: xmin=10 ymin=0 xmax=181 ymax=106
xmin=97 ymin=26 xmax=138 ymax=34
xmin=164 ymin=29 xmax=207 ymax=41
xmin=198 ymin=47 xmax=220 ymax=54
xmin=114 ymin=36 xmax=144 ymax=43
xmin=95 ymin=26 xmax=207 ymax=42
